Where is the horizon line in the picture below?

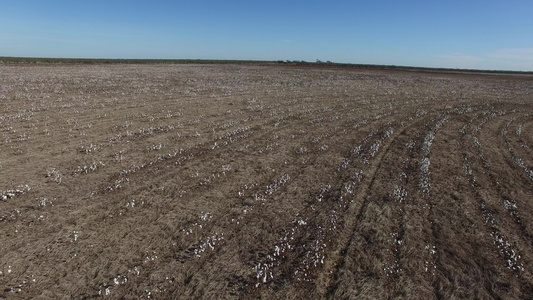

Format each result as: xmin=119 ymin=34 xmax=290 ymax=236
xmin=1 ymin=56 xmax=532 ymax=74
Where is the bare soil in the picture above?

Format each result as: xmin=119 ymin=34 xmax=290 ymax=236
xmin=1 ymin=64 xmax=533 ymax=299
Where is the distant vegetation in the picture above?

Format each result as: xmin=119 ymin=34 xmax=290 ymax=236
xmin=1 ymin=56 xmax=531 ymax=75
xmin=0 ymin=57 xmax=265 ymax=65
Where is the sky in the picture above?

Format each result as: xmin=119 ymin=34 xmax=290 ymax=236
xmin=1 ymin=1 xmax=533 ymax=71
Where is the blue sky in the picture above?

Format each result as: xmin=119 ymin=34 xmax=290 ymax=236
xmin=1 ymin=1 xmax=532 ymax=71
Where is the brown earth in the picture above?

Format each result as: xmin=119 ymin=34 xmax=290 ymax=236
xmin=1 ymin=64 xmax=533 ymax=299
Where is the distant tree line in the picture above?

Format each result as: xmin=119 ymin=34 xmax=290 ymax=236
xmin=1 ymin=57 xmax=530 ymax=75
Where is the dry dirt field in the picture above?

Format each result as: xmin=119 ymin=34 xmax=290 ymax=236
xmin=1 ymin=63 xmax=533 ymax=299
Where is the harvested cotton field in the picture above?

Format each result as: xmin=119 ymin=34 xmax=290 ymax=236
xmin=1 ymin=63 xmax=533 ymax=299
